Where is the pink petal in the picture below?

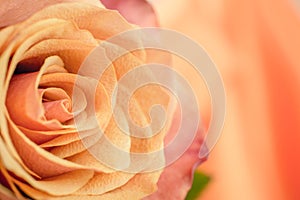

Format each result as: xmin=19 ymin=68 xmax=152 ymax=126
xmin=43 ymin=99 xmax=73 ymax=122
xmin=100 ymin=0 xmax=159 ymax=27
xmin=144 ymin=108 xmax=207 ymax=200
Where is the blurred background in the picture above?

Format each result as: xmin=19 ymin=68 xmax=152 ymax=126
xmin=151 ymin=0 xmax=300 ymax=200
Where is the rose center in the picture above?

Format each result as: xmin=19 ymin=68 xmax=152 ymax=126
xmin=40 ymin=87 xmax=73 ymax=123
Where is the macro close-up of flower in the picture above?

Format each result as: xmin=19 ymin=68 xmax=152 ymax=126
xmin=1 ymin=0 xmax=300 ymax=200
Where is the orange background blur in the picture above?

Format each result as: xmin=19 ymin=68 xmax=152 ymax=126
xmin=152 ymin=0 xmax=300 ymax=200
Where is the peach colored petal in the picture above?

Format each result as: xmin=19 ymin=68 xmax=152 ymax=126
xmin=11 ymin=18 xmax=97 ymax=53
xmin=6 ymin=72 xmax=64 ymax=131
xmin=39 ymin=172 xmax=162 ymax=200
xmin=130 ymin=85 xmax=171 ymax=131
xmin=6 ymin=56 xmax=75 ymax=131
xmin=49 ymin=132 xmax=102 ymax=158
xmin=65 ymin=111 xmax=131 ymax=173
xmin=67 ymin=116 xmax=131 ymax=172
xmin=13 ymin=169 xmax=94 ymax=197
xmin=6 ymin=18 xmax=96 ymax=64
xmin=3 ymin=18 xmax=68 ymax=54
xmin=0 ymin=26 xmax=15 ymax=52
xmin=74 ymin=172 xmax=135 ymax=195
xmin=40 ymin=129 xmax=96 ymax=148
xmin=99 ymin=65 xmax=118 ymax=98
xmin=101 ymin=42 xmax=146 ymax=79
xmin=0 ymin=136 xmax=94 ymax=196
xmin=83 ymin=42 xmax=145 ymax=99
xmin=0 ymin=161 xmax=22 ymax=199
xmin=40 ymin=87 xmax=75 ymax=124
xmin=3 ymin=18 xmax=97 ymax=74
xmin=19 ymin=126 xmax=60 ymax=144
xmin=7 ymin=122 xmax=85 ymax=178
xmin=0 ymin=0 xmax=104 ymax=28
xmin=39 ymin=72 xmax=112 ymax=132
xmin=7 ymin=172 xmax=161 ymax=200
xmin=18 ymin=3 xmax=132 ymax=40
xmin=66 ymin=151 xmax=116 ymax=174
xmin=81 ymin=172 xmax=161 ymax=200
xmin=9 ymin=181 xmax=57 ymax=200
xmin=20 ymin=39 xmax=96 ymax=73
xmin=43 ymin=99 xmax=73 ymax=122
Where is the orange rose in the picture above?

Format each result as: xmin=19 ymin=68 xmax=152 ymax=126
xmin=0 ymin=2 xmax=176 ymax=199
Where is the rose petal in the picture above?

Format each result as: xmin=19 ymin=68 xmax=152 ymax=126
xmin=43 ymin=99 xmax=73 ymax=122
xmin=20 ymin=39 xmax=97 ymax=73
xmin=4 ymin=17 xmax=98 ymax=73
xmin=0 ymin=136 xmax=94 ymax=196
xmin=18 ymin=3 xmax=132 ymax=40
xmin=49 ymin=133 xmax=103 ymax=158
xmin=66 ymin=113 xmax=131 ymax=173
xmin=19 ymin=126 xmax=61 ymax=144
xmin=5 ymin=171 xmax=161 ymax=200
xmin=14 ymin=169 xmax=94 ymax=196
xmin=7 ymin=121 xmax=88 ymax=178
xmin=40 ymin=129 xmax=97 ymax=148
xmin=39 ymin=72 xmax=111 ymax=130
xmin=0 ymin=160 xmax=22 ymax=198
xmin=0 ymin=185 xmax=16 ymax=200
xmin=100 ymin=0 xmax=159 ymax=27
xmin=74 ymin=172 xmax=135 ymax=195
xmin=6 ymin=73 xmax=67 ymax=131
xmin=0 ymin=26 xmax=15 ymax=52
xmin=0 ymin=0 xmax=104 ymax=28
xmin=82 ymin=172 xmax=162 ymax=200
xmin=6 ymin=56 xmax=75 ymax=131
xmin=144 ymin=108 xmax=206 ymax=200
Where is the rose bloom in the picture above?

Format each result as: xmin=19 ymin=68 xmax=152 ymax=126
xmin=0 ymin=1 xmax=204 ymax=200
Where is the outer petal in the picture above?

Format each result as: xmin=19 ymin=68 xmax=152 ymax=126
xmin=0 ymin=0 xmax=104 ymax=27
xmin=100 ymin=0 xmax=159 ymax=27
xmin=144 ymin=108 xmax=207 ymax=200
